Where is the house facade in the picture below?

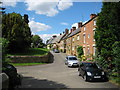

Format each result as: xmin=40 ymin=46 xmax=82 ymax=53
xmin=47 ymin=14 xmax=97 ymax=59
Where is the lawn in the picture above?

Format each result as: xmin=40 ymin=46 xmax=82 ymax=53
xmin=7 ymin=48 xmax=49 ymax=56
xmin=10 ymin=63 xmax=46 ymax=66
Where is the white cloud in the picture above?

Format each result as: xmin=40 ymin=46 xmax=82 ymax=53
xmin=61 ymin=22 xmax=69 ymax=26
xmin=25 ymin=1 xmax=59 ymax=17
xmin=29 ymin=20 xmax=51 ymax=33
xmin=57 ymin=0 xmax=73 ymax=11
xmin=2 ymin=0 xmax=20 ymax=7
xmin=39 ymin=34 xmax=59 ymax=43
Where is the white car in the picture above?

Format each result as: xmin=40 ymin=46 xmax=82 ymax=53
xmin=65 ymin=56 xmax=79 ymax=67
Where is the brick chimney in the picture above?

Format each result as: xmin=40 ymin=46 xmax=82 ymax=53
xmin=78 ymin=22 xmax=82 ymax=28
xmin=90 ymin=14 xmax=97 ymax=19
xmin=70 ymin=28 xmax=73 ymax=33
xmin=65 ymin=28 xmax=69 ymax=34
xmin=52 ymin=35 xmax=57 ymax=38
xmin=72 ymin=27 xmax=76 ymax=31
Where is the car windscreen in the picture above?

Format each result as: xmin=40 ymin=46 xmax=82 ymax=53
xmin=84 ymin=63 xmax=98 ymax=69
xmin=68 ymin=57 xmax=77 ymax=60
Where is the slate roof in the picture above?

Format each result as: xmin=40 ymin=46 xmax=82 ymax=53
xmin=68 ymin=28 xmax=81 ymax=38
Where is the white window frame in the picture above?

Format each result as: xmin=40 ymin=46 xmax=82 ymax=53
xmin=84 ymin=26 xmax=86 ymax=31
xmin=94 ymin=20 xmax=96 ymax=26
xmin=77 ymin=35 xmax=80 ymax=40
xmin=72 ymin=37 xmax=74 ymax=42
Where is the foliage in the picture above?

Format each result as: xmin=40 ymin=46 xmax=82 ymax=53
xmin=0 ymin=38 xmax=9 ymax=62
xmin=31 ymin=35 xmax=44 ymax=48
xmin=81 ymin=55 xmax=86 ymax=61
xmin=77 ymin=46 xmax=84 ymax=58
xmin=112 ymin=41 xmax=120 ymax=83
xmin=2 ymin=13 xmax=32 ymax=53
xmin=94 ymin=2 xmax=120 ymax=69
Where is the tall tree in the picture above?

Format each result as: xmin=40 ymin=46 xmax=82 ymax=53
xmin=2 ymin=13 xmax=32 ymax=52
xmin=95 ymin=2 xmax=120 ymax=68
xmin=31 ymin=35 xmax=43 ymax=48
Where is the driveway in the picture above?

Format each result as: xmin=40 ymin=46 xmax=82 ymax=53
xmin=16 ymin=52 xmax=119 ymax=89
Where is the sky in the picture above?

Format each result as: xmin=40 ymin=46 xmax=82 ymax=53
xmin=2 ymin=0 xmax=103 ymax=43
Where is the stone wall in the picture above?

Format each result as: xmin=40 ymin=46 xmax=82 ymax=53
xmin=8 ymin=52 xmax=54 ymax=63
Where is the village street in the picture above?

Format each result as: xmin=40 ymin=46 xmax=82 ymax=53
xmin=16 ymin=52 xmax=119 ymax=89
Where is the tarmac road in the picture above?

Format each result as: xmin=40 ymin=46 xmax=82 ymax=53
xmin=16 ymin=52 xmax=119 ymax=89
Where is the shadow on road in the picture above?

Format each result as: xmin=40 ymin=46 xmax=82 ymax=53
xmin=20 ymin=76 xmax=68 ymax=89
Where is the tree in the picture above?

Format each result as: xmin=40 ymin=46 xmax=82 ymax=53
xmin=2 ymin=13 xmax=32 ymax=52
xmin=94 ymin=2 xmax=120 ymax=67
xmin=77 ymin=46 xmax=84 ymax=59
xmin=0 ymin=38 xmax=9 ymax=62
xmin=32 ymin=35 xmax=43 ymax=48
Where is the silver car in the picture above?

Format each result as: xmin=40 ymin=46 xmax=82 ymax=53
xmin=65 ymin=56 xmax=79 ymax=67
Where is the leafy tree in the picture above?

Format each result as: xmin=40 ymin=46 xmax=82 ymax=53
xmin=77 ymin=46 xmax=84 ymax=59
xmin=2 ymin=13 xmax=32 ymax=52
xmin=32 ymin=35 xmax=43 ymax=48
xmin=0 ymin=38 xmax=9 ymax=62
xmin=94 ymin=2 xmax=120 ymax=69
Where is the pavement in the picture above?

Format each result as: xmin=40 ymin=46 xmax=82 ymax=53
xmin=16 ymin=52 xmax=120 ymax=89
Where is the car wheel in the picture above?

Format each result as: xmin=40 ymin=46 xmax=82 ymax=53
xmin=83 ymin=75 xmax=87 ymax=81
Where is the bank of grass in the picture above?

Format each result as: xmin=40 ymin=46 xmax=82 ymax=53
xmin=109 ymin=76 xmax=120 ymax=86
xmin=7 ymin=48 xmax=49 ymax=56
xmin=10 ymin=62 xmax=46 ymax=66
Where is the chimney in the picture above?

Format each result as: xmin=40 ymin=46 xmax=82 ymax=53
xmin=63 ymin=31 xmax=65 ymax=34
xmin=65 ymin=28 xmax=69 ymax=34
xmin=70 ymin=28 xmax=73 ymax=33
xmin=72 ymin=27 xmax=76 ymax=31
xmin=90 ymin=14 xmax=97 ymax=19
xmin=78 ymin=22 xmax=82 ymax=28
xmin=52 ymin=35 xmax=57 ymax=38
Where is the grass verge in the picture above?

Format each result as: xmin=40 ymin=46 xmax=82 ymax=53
xmin=7 ymin=48 xmax=49 ymax=56
xmin=109 ymin=76 xmax=120 ymax=86
xmin=10 ymin=63 xmax=46 ymax=66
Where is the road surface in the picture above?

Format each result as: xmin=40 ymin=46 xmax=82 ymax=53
xmin=16 ymin=52 xmax=119 ymax=89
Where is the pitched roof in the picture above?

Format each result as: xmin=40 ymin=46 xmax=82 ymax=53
xmin=68 ymin=28 xmax=81 ymax=38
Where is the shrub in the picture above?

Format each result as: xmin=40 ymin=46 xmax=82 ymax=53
xmin=77 ymin=46 xmax=84 ymax=59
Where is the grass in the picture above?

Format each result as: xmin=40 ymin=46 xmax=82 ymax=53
xmin=109 ymin=76 xmax=120 ymax=86
xmin=7 ymin=48 xmax=49 ymax=56
xmin=10 ymin=63 xmax=46 ymax=66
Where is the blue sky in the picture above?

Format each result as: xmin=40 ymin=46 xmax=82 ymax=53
xmin=2 ymin=1 xmax=102 ymax=43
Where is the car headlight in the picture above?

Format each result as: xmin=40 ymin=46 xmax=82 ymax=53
xmin=87 ymin=72 xmax=92 ymax=76
xmin=102 ymin=71 xmax=105 ymax=75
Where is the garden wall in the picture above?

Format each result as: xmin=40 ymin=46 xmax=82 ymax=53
xmin=8 ymin=52 xmax=54 ymax=63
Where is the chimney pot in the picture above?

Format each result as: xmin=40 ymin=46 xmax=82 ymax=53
xmin=65 ymin=28 xmax=69 ymax=34
xmin=72 ymin=27 xmax=76 ymax=31
xmin=78 ymin=22 xmax=82 ymax=28
xmin=90 ymin=14 xmax=97 ymax=19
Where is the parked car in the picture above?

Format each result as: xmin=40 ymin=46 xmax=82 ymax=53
xmin=54 ymin=49 xmax=59 ymax=53
xmin=78 ymin=61 xmax=108 ymax=81
xmin=65 ymin=56 xmax=79 ymax=67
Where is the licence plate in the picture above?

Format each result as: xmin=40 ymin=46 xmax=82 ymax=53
xmin=94 ymin=76 xmax=101 ymax=78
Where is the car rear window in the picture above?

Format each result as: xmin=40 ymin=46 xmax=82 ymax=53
xmin=69 ymin=57 xmax=77 ymax=60
xmin=84 ymin=63 xmax=98 ymax=68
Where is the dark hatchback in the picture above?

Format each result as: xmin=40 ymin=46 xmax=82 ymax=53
xmin=78 ymin=62 xmax=108 ymax=82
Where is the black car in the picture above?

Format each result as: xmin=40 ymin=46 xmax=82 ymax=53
xmin=78 ymin=62 xmax=108 ymax=81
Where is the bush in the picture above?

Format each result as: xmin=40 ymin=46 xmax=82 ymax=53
xmin=77 ymin=46 xmax=84 ymax=58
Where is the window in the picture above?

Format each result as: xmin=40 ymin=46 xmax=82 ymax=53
xmin=72 ymin=46 xmax=74 ymax=51
xmin=88 ymin=34 xmax=90 ymax=38
xmin=93 ymin=46 xmax=96 ymax=56
xmin=72 ymin=37 xmax=74 ymax=42
xmin=83 ymin=34 xmax=86 ymax=43
xmin=77 ymin=35 xmax=80 ymax=40
xmin=84 ymin=26 xmax=86 ymax=31
xmin=94 ymin=20 xmax=96 ymax=25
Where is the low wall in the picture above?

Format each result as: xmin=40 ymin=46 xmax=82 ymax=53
xmin=8 ymin=52 xmax=54 ymax=63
